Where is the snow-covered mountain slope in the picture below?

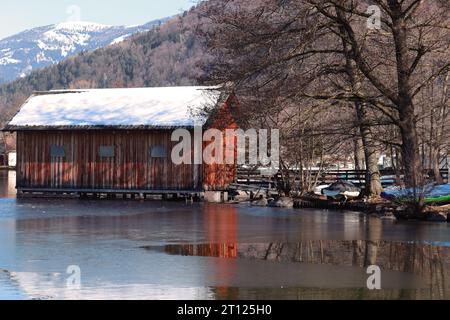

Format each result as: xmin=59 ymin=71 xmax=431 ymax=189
xmin=0 ymin=19 xmax=166 ymax=84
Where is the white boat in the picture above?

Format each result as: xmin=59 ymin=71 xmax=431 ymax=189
xmin=322 ymin=181 xmax=361 ymax=200
xmin=313 ymin=184 xmax=330 ymax=196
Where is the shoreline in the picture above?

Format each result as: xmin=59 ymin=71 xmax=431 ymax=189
xmin=240 ymin=193 xmax=450 ymax=223
xmin=295 ymin=196 xmax=450 ymax=222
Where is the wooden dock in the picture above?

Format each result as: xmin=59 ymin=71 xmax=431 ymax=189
xmin=0 ymin=166 xmax=15 ymax=170
xmin=17 ymin=187 xmax=202 ymax=200
xmin=237 ymin=168 xmax=450 ymax=190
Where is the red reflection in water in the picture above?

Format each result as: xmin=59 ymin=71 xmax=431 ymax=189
xmin=203 ymin=204 xmax=237 ymax=297
xmin=204 ymin=203 xmax=237 ymax=249
xmin=161 ymin=204 xmax=238 ymax=297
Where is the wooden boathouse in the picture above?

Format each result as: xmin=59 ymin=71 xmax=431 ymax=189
xmin=3 ymin=87 xmax=238 ymax=198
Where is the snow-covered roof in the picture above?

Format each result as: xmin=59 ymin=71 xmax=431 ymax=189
xmin=6 ymin=87 xmax=221 ymax=130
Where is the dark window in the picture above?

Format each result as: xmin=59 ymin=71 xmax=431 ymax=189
xmin=99 ymin=146 xmax=115 ymax=158
xmin=50 ymin=145 xmax=65 ymax=158
xmin=150 ymin=145 xmax=166 ymax=158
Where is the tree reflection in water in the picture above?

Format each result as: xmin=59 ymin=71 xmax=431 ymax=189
xmin=155 ymin=204 xmax=450 ymax=299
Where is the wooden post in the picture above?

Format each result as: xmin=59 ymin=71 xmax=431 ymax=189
xmin=447 ymin=156 xmax=450 ymax=184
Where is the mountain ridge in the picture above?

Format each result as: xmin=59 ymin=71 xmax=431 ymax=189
xmin=0 ymin=18 xmax=169 ymax=84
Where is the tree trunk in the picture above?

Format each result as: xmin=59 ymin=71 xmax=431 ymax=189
xmin=388 ymin=1 xmax=423 ymax=188
xmin=353 ymin=134 xmax=365 ymax=171
xmin=389 ymin=1 xmax=424 ymax=209
xmin=356 ymin=103 xmax=383 ymax=197
xmin=430 ymin=146 xmax=444 ymax=184
xmin=399 ymin=112 xmax=425 ymax=215
xmin=335 ymin=8 xmax=382 ymax=197
xmin=398 ymin=110 xmax=423 ymax=188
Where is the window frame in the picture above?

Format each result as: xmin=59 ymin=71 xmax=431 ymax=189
xmin=50 ymin=145 xmax=65 ymax=158
xmin=149 ymin=145 xmax=166 ymax=159
xmin=99 ymin=145 xmax=115 ymax=158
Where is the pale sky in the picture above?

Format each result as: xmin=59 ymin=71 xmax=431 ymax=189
xmin=0 ymin=0 xmax=197 ymax=40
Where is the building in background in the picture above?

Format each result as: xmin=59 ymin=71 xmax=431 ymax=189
xmin=7 ymin=151 xmax=16 ymax=168
xmin=0 ymin=144 xmax=5 ymax=167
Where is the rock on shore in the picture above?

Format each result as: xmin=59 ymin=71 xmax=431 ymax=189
xmin=268 ymin=197 xmax=294 ymax=208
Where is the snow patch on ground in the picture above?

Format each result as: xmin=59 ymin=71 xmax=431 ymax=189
xmin=0 ymin=57 xmax=20 ymax=65
xmin=53 ymin=21 xmax=112 ymax=32
xmin=19 ymin=65 xmax=33 ymax=78
xmin=110 ymin=34 xmax=132 ymax=45
xmin=0 ymin=49 xmax=21 ymax=65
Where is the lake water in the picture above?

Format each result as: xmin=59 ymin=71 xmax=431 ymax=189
xmin=0 ymin=170 xmax=450 ymax=300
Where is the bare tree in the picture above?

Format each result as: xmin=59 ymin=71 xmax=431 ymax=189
xmin=199 ymin=0 xmax=450 ymax=205
xmin=308 ymin=0 xmax=450 ymax=193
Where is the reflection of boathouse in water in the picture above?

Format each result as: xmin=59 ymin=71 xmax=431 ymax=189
xmin=0 ymin=170 xmax=16 ymax=198
xmin=165 ymin=205 xmax=238 ymax=259
xmin=8 ymin=202 xmax=450 ymax=299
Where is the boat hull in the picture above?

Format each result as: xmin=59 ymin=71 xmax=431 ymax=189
xmin=323 ymin=189 xmax=360 ymax=199
xmin=313 ymin=185 xmax=330 ymax=196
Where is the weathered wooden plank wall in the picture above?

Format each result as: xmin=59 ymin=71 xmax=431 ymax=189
xmin=202 ymin=100 xmax=239 ymax=191
xmin=16 ymin=130 xmax=204 ymax=191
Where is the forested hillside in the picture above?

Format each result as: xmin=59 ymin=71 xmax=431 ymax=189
xmin=0 ymin=7 xmax=207 ymax=126
xmin=0 ymin=19 xmax=168 ymax=84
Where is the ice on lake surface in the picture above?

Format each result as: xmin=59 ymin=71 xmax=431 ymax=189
xmin=1 ymin=170 xmax=450 ymax=300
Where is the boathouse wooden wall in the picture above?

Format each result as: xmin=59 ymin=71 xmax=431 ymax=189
xmin=202 ymin=99 xmax=239 ymax=191
xmin=14 ymin=95 xmax=239 ymax=192
xmin=16 ymin=130 xmax=203 ymax=191
xmin=16 ymin=128 xmax=238 ymax=192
